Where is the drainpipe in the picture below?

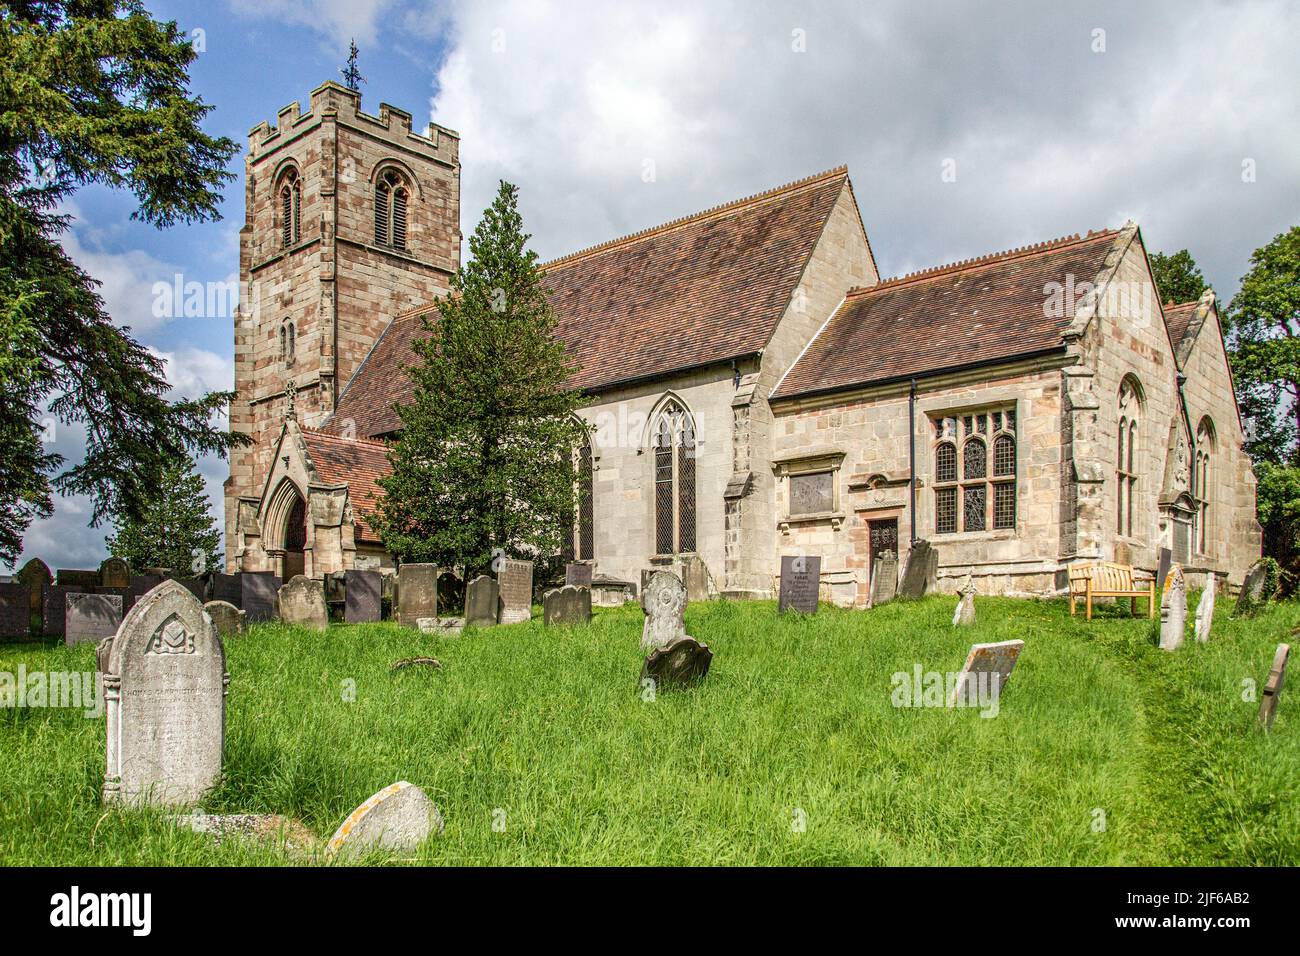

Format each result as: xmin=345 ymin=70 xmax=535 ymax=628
xmin=909 ymin=377 xmax=918 ymax=545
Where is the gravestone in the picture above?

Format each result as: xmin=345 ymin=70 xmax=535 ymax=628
xmin=565 ymin=563 xmax=594 ymax=589
xmin=327 ymin=781 xmax=444 ymax=860
xmin=101 ymin=580 xmax=227 ymax=806
xmin=778 ymin=554 xmax=821 ymax=613
xmin=212 ymin=572 xmax=242 ymax=608
xmin=543 ymin=585 xmax=592 ymax=626
xmin=1159 ymin=565 xmax=1188 ymax=651
xmin=345 ymin=569 xmax=383 ymax=624
xmin=641 ymin=637 xmax=713 ymax=690
xmin=204 ymin=600 xmax=245 ymax=639
xmin=591 ymin=576 xmax=636 ymax=607
xmin=0 ymin=583 xmax=29 ymax=639
xmin=16 ymin=558 xmax=52 ymax=629
xmin=498 ymin=559 xmax=534 ymax=625
xmin=870 ymin=550 xmax=898 ymax=607
xmin=57 ymin=569 xmax=99 ymax=589
xmin=277 ymin=576 xmax=329 ymax=630
xmin=681 ymin=555 xmax=711 ymax=602
xmin=241 ymin=572 xmax=281 ymax=623
xmin=640 ymin=568 xmax=655 ymax=597
xmin=952 ymin=576 xmax=976 ymax=627
xmin=465 ymin=574 xmax=499 ymax=628
xmin=95 ymin=586 xmax=135 ymax=615
xmin=130 ymin=574 xmax=166 ymax=607
xmin=1233 ymin=559 xmax=1275 ymax=618
xmin=174 ymin=577 xmax=208 ymax=604
xmin=899 ymin=540 xmax=938 ymax=599
xmin=1155 ymin=547 xmax=1173 ymax=596
xmin=41 ymin=585 xmax=85 ymax=638
xmin=99 ymin=557 xmax=130 ymax=589
xmin=948 ymin=639 xmax=1025 ymax=707
xmin=1194 ymin=574 xmax=1216 ymax=643
xmin=1259 ymin=643 xmax=1290 ymax=731
xmin=65 ymin=592 xmax=123 ymax=646
xmin=397 ymin=564 xmax=438 ymax=628
xmin=436 ymin=570 xmax=464 ymax=615
xmin=641 ymin=570 xmax=688 ymax=651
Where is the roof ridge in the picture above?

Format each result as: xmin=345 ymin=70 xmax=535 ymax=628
xmin=541 ymin=166 xmax=849 ymax=271
xmin=301 ymin=426 xmax=390 ymax=449
xmin=846 ymin=228 xmax=1121 ymax=297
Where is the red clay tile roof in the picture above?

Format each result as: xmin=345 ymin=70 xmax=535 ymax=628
xmin=1162 ymin=300 xmax=1200 ymax=351
xmin=771 ymin=229 xmax=1123 ymax=400
xmin=301 ymin=429 xmax=391 ymax=542
xmin=332 ymin=167 xmax=852 ymax=437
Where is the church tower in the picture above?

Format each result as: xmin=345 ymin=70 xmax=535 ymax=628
xmin=225 ymin=81 xmax=461 ymax=571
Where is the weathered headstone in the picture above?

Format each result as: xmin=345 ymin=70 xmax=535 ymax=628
xmin=1194 ymin=574 xmax=1217 ymax=643
xmin=99 ymin=556 xmax=130 ymax=589
xmin=899 ymin=540 xmax=938 ymax=599
xmin=641 ymin=570 xmax=688 ymax=651
xmin=870 ymin=550 xmax=898 ymax=607
xmin=543 ymin=585 xmax=592 ymax=626
xmin=640 ymin=568 xmax=655 ymax=597
xmin=641 ymin=637 xmax=713 ymax=690
xmin=16 ymin=558 xmax=52 ymax=629
xmin=57 ymin=569 xmax=99 ymax=589
xmin=102 ymin=580 xmax=227 ymax=806
xmin=277 ymin=575 xmax=329 ymax=630
xmin=344 ymin=569 xmax=383 ymax=624
xmin=41 ymin=585 xmax=85 ymax=638
xmin=778 ymin=554 xmax=821 ymax=613
xmin=948 ymin=639 xmax=1025 ymax=707
xmin=0 ymin=583 xmax=29 ymax=639
xmin=952 ymin=575 xmax=976 ymax=627
xmin=1233 ymin=559 xmax=1275 ymax=618
xmin=498 ymin=559 xmax=534 ymax=625
xmin=212 ymin=572 xmax=242 ymax=608
xmin=1159 ymin=565 xmax=1188 ymax=651
xmin=436 ymin=570 xmax=464 ymax=615
xmin=681 ymin=555 xmax=711 ymax=602
xmin=416 ymin=617 xmax=463 ymax=637
xmin=204 ymin=600 xmax=245 ymax=639
xmin=327 ymin=781 xmax=444 ymax=860
xmin=397 ymin=563 xmax=438 ymax=628
xmin=1155 ymin=547 xmax=1173 ymax=596
xmin=66 ymin=592 xmax=123 ymax=646
xmin=565 ymin=563 xmax=594 ymax=589
xmin=241 ymin=572 xmax=280 ymax=622
xmin=130 ymin=574 xmax=166 ymax=607
xmin=465 ymin=574 xmax=499 ymax=628
xmin=175 ymin=577 xmax=208 ymax=604
xmin=1259 ymin=643 xmax=1290 ymax=731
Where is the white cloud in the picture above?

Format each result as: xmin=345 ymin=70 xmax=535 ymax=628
xmin=58 ymin=225 xmax=183 ymax=336
xmin=226 ymin=0 xmax=398 ymax=47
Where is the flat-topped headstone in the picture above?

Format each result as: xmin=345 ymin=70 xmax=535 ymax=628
xmin=212 ymin=572 xmax=242 ymax=608
xmin=41 ymin=585 xmax=85 ymax=638
xmin=277 ymin=575 xmax=328 ymax=630
xmin=641 ymin=636 xmax=712 ymax=690
xmin=57 ymin=569 xmax=99 ymax=589
xmin=641 ymin=570 xmax=688 ymax=651
xmin=498 ymin=559 xmax=533 ymax=625
xmin=682 ymin=555 xmax=710 ymax=602
xmin=1194 ymin=574 xmax=1217 ymax=643
xmin=66 ymin=592 xmax=123 ymax=646
xmin=240 ymin=572 xmax=280 ymax=623
xmin=948 ymin=639 xmax=1025 ymax=707
xmin=465 ymin=574 xmax=499 ymax=628
xmin=1160 ymin=565 xmax=1188 ymax=651
xmin=1259 ymin=643 xmax=1290 ymax=731
xmin=565 ymin=563 xmax=594 ymax=588
xmin=870 ymin=550 xmax=898 ymax=607
xmin=99 ymin=557 xmax=130 ymax=588
xmin=1233 ymin=559 xmax=1275 ymax=618
xmin=344 ymin=569 xmax=382 ymax=624
xmin=203 ymin=600 xmax=245 ymax=639
xmin=0 ymin=583 xmax=29 ymax=639
xmin=952 ymin=576 xmax=976 ymax=627
xmin=327 ymin=781 xmax=444 ymax=860
xmin=899 ymin=540 xmax=938 ymax=599
xmin=543 ymin=585 xmax=592 ymax=626
xmin=102 ymin=580 xmax=227 ymax=806
xmin=397 ymin=563 xmax=438 ymax=628
xmin=778 ymin=554 xmax=821 ymax=613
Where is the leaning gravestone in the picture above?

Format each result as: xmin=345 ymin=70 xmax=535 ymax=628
xmin=641 ymin=637 xmax=713 ymax=690
xmin=327 ymin=781 xmax=444 ymax=860
xmin=465 ymin=574 xmax=499 ymax=628
xmin=277 ymin=576 xmax=328 ymax=630
xmin=899 ymin=540 xmax=938 ymax=599
xmin=99 ymin=557 xmax=130 ymax=589
xmin=543 ymin=585 xmax=592 ymax=626
xmin=0 ymin=583 xmax=29 ymax=639
xmin=203 ymin=600 xmax=245 ymax=639
xmin=1194 ymin=574 xmax=1217 ymax=643
xmin=41 ymin=585 xmax=85 ymax=638
xmin=240 ymin=572 xmax=281 ymax=623
xmin=870 ymin=550 xmax=898 ymax=607
xmin=1159 ymin=565 xmax=1188 ymax=651
xmin=778 ymin=554 xmax=821 ymax=614
xmin=344 ymin=569 xmax=383 ymax=624
xmin=66 ymin=592 xmax=123 ymax=646
xmin=397 ymin=564 xmax=438 ymax=628
xmin=948 ymin=639 xmax=1025 ymax=707
xmin=952 ymin=575 xmax=977 ymax=627
xmin=498 ymin=559 xmax=534 ymax=625
xmin=102 ymin=580 xmax=227 ymax=806
xmin=1259 ymin=643 xmax=1290 ymax=731
xmin=1233 ymin=559 xmax=1275 ymax=618
xmin=565 ymin=563 xmax=594 ymax=589
xmin=641 ymin=570 xmax=688 ymax=651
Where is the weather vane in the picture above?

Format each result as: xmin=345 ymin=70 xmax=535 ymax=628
xmin=341 ymin=39 xmax=365 ymax=92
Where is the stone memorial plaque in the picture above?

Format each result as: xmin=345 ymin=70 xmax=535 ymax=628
xmin=1160 ymin=565 xmax=1187 ymax=651
xmin=465 ymin=574 xmax=499 ymax=628
xmin=327 ymin=781 xmax=443 ymax=859
xmin=640 ymin=636 xmax=712 ymax=690
xmin=899 ymin=540 xmax=938 ymax=599
xmin=543 ymin=585 xmax=592 ymax=626
xmin=870 ymin=550 xmax=898 ymax=607
xmin=212 ymin=573 xmax=242 ymax=608
xmin=241 ymin=572 xmax=280 ymax=623
xmin=99 ymin=557 xmax=130 ymax=589
xmin=0 ymin=583 xmax=29 ymax=639
xmin=565 ymin=563 xmax=594 ymax=589
xmin=397 ymin=563 xmax=438 ymax=628
xmin=102 ymin=580 xmax=227 ymax=806
xmin=277 ymin=576 xmax=329 ymax=630
xmin=498 ymin=559 xmax=534 ymax=625
xmin=641 ymin=570 xmax=688 ymax=651
xmin=345 ymin=569 xmax=383 ymax=624
xmin=948 ymin=639 xmax=1025 ymax=707
xmin=1194 ymin=573 xmax=1216 ymax=643
xmin=42 ymin=585 xmax=85 ymax=638
xmin=778 ymin=554 xmax=821 ymax=614
xmin=204 ymin=600 xmax=245 ymax=639
xmin=65 ymin=592 xmax=123 ymax=646
xmin=1259 ymin=643 xmax=1290 ymax=731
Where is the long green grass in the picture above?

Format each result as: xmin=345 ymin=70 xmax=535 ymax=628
xmin=0 ymin=595 xmax=1295 ymax=865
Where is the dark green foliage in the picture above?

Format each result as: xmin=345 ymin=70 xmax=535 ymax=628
xmin=1148 ymin=249 xmax=1208 ymax=306
xmin=104 ymin=454 xmax=221 ymax=574
xmin=1255 ymin=464 xmax=1300 ymax=596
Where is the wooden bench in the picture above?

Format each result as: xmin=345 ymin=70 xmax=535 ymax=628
xmin=1068 ymin=562 xmax=1157 ymax=620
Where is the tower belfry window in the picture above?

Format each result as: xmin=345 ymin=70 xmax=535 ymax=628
xmin=375 ymin=169 xmax=410 ymax=250
xmin=279 ymin=168 xmax=301 ymax=248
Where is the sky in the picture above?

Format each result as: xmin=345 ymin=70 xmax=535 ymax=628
xmin=8 ymin=0 xmax=1300 ymax=573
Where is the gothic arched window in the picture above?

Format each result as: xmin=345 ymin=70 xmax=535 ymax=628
xmin=1117 ymin=377 xmax=1143 ymax=537
xmin=1195 ymin=417 xmax=1215 ymax=554
xmin=374 ymin=168 xmax=409 ymax=250
xmin=569 ymin=434 xmax=595 ymax=561
xmin=278 ymin=167 xmax=301 ymax=248
xmin=652 ymin=400 xmax=697 ymax=555
xmin=932 ymin=408 xmax=1016 ymax=534
xmin=280 ymin=318 xmax=295 ymax=365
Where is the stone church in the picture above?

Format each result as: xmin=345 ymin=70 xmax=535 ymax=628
xmin=224 ymin=81 xmax=1261 ymax=602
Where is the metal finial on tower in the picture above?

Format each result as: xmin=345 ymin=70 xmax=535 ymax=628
xmin=341 ymin=39 xmax=365 ymax=92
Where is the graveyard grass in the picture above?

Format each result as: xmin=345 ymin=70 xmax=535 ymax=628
xmin=0 ymin=595 xmax=1296 ymax=866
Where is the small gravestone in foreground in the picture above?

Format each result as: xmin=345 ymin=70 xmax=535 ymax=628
xmin=397 ymin=563 xmax=438 ymax=628
xmin=870 ymin=550 xmax=898 ymax=607
xmin=1159 ymin=566 xmax=1187 ymax=651
xmin=543 ymin=585 xmax=592 ymax=626
xmin=948 ymin=639 xmax=1024 ymax=707
xmin=641 ymin=637 xmax=712 ymax=691
xmin=952 ymin=575 xmax=976 ymax=627
xmin=327 ymin=781 xmax=444 ymax=860
xmin=465 ymin=574 xmax=499 ymax=627
xmin=1194 ymin=574 xmax=1216 ymax=643
xmin=1233 ymin=559 xmax=1275 ymax=619
xmin=204 ymin=600 xmax=245 ymax=639
xmin=1259 ymin=643 xmax=1290 ymax=731
xmin=66 ymin=592 xmax=123 ymax=646
xmin=899 ymin=540 xmax=938 ymax=599
xmin=778 ymin=554 xmax=821 ymax=613
xmin=565 ymin=563 xmax=593 ymax=588
xmin=102 ymin=580 xmax=228 ymax=806
xmin=641 ymin=570 xmax=688 ymax=651
xmin=277 ymin=576 xmax=328 ymax=630
xmin=344 ymin=569 xmax=382 ymax=624
xmin=497 ymin=559 xmax=534 ymax=624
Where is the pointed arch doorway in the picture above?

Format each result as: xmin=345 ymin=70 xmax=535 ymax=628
xmin=283 ymin=493 xmax=307 ymax=579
